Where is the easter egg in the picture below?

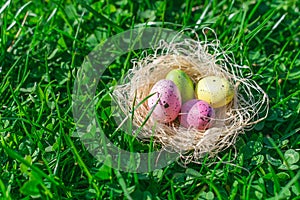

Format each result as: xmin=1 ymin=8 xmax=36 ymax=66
xmin=148 ymin=79 xmax=182 ymax=123
xmin=166 ymin=69 xmax=194 ymax=103
xmin=195 ymin=76 xmax=234 ymax=108
xmin=186 ymin=100 xmax=215 ymax=130
xmin=179 ymin=99 xmax=199 ymax=128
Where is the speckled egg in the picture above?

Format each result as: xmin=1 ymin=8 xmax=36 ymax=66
xmin=179 ymin=99 xmax=199 ymax=128
xmin=166 ymin=69 xmax=194 ymax=103
xmin=148 ymin=79 xmax=182 ymax=123
xmin=187 ymin=100 xmax=215 ymax=130
xmin=195 ymin=76 xmax=234 ymax=108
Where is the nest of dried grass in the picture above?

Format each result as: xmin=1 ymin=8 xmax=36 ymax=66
xmin=112 ymin=30 xmax=269 ymax=163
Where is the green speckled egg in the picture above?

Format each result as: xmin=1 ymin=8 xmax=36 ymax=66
xmin=195 ymin=76 xmax=234 ymax=108
xmin=166 ymin=69 xmax=194 ymax=103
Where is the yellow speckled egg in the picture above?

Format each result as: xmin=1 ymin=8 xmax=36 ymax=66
xmin=195 ymin=76 xmax=234 ymax=108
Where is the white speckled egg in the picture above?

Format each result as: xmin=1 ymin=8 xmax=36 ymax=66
xmin=195 ymin=76 xmax=234 ymax=108
xmin=179 ymin=99 xmax=199 ymax=128
xmin=166 ymin=69 xmax=194 ymax=103
xmin=187 ymin=100 xmax=215 ymax=130
xmin=148 ymin=79 xmax=182 ymax=123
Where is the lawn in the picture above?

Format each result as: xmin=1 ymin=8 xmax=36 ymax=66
xmin=0 ymin=0 xmax=299 ymax=199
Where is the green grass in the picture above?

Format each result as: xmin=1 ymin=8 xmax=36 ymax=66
xmin=1 ymin=0 xmax=300 ymax=199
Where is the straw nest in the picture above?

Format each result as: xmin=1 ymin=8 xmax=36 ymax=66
xmin=112 ymin=30 xmax=269 ymax=163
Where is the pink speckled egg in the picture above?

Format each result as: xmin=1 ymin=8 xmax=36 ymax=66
xmin=187 ymin=100 xmax=215 ymax=130
xmin=179 ymin=99 xmax=199 ymax=128
xmin=180 ymin=99 xmax=215 ymax=130
xmin=148 ymin=79 xmax=182 ymax=123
